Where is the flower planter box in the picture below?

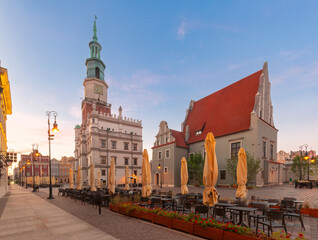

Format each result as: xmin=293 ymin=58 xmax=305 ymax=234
xmin=217 ymin=185 xmax=230 ymax=188
xmin=129 ymin=209 xmax=140 ymax=219
xmin=193 ymin=224 xmax=223 ymax=240
xmin=140 ymin=211 xmax=154 ymax=223
xmin=309 ymin=209 xmax=318 ymax=218
xmin=171 ymin=219 xmax=194 ymax=234
xmin=223 ymin=231 xmax=257 ymax=240
xmin=301 ymin=209 xmax=310 ymax=215
xmin=119 ymin=206 xmax=130 ymax=216
xmin=154 ymin=215 xmax=172 ymax=228
xmin=109 ymin=204 xmax=120 ymax=213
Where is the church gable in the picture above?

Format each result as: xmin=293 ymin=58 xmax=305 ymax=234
xmin=183 ymin=66 xmax=266 ymax=144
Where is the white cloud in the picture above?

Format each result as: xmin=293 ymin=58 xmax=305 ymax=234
xmin=108 ymin=70 xmax=169 ymax=115
xmin=177 ymin=21 xmax=186 ymax=40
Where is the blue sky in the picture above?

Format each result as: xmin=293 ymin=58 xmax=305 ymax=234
xmin=1 ymin=1 xmax=318 ymax=159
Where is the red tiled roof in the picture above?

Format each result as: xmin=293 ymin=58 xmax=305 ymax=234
xmin=183 ymin=70 xmax=263 ymax=144
xmin=170 ymin=130 xmax=188 ymax=148
xmin=151 ymin=130 xmax=188 ymax=149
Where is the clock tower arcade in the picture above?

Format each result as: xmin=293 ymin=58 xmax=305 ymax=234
xmin=82 ymin=18 xmax=111 ymax=127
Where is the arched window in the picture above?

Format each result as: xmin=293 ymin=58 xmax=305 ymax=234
xmin=95 ymin=67 xmax=100 ymax=79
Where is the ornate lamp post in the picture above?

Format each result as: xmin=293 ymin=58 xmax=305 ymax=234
xmin=299 ymin=144 xmax=308 ymax=180
xmin=304 ymin=151 xmax=310 ymax=181
xmin=46 ymin=111 xmax=59 ymax=199
xmin=32 ymin=144 xmax=39 ymax=192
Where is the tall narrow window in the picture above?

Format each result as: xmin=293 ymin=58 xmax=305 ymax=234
xmin=270 ymin=144 xmax=274 ymax=160
xmin=95 ymin=67 xmax=100 ymax=79
xmin=230 ymin=142 xmax=241 ymax=158
xmin=263 ymin=141 xmax=267 ymax=158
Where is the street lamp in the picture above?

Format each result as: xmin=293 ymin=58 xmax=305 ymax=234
xmin=304 ymin=151 xmax=310 ymax=181
xmin=299 ymin=144 xmax=308 ymax=180
xmin=25 ymin=161 xmax=30 ymax=188
xmin=106 ymin=128 xmax=110 ymax=187
xmin=157 ymin=164 xmax=162 ymax=188
xmin=32 ymin=144 xmax=39 ymax=192
xmin=46 ymin=111 xmax=59 ymax=199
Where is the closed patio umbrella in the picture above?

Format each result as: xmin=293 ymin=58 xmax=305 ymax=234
xmin=181 ymin=157 xmax=189 ymax=195
xmin=203 ymin=132 xmax=219 ymax=206
xmin=69 ymin=168 xmax=74 ymax=189
xmin=90 ymin=163 xmax=96 ymax=192
xmin=236 ymin=148 xmax=248 ymax=198
xmin=124 ymin=165 xmax=130 ymax=191
xmin=96 ymin=169 xmax=101 ymax=189
xmin=77 ymin=166 xmax=82 ymax=190
xmin=108 ymin=157 xmax=115 ymax=194
xmin=142 ymin=149 xmax=152 ymax=197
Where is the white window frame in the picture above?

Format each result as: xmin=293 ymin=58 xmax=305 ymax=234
xmin=158 ymin=151 xmax=162 ymax=160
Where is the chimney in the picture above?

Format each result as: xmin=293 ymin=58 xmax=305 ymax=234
xmin=185 ymin=125 xmax=190 ymax=142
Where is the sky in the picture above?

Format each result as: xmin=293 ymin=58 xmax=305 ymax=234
xmin=1 ymin=1 xmax=318 ymax=159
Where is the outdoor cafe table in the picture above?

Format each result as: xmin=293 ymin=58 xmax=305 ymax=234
xmin=228 ymin=206 xmax=258 ymax=227
xmin=161 ymin=198 xmax=172 ymax=209
xmin=251 ymin=201 xmax=278 ymax=206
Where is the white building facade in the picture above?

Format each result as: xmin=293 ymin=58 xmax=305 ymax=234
xmin=74 ymin=20 xmax=143 ymax=187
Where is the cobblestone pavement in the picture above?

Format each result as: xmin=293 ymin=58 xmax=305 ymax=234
xmin=36 ymin=185 xmax=318 ymax=240
xmin=35 ymin=188 xmax=202 ymax=240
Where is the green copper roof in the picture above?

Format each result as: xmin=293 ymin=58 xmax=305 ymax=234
xmin=75 ymin=124 xmax=81 ymax=129
xmin=92 ymin=16 xmax=98 ymax=42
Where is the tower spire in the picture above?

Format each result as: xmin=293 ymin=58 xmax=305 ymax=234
xmin=93 ymin=15 xmax=98 ymax=42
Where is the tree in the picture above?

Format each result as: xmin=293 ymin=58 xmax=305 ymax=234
xmin=188 ymin=153 xmax=204 ymax=185
xmin=226 ymin=152 xmax=261 ymax=185
xmin=291 ymin=155 xmax=318 ymax=180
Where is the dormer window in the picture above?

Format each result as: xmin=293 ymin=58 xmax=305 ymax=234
xmin=195 ymin=130 xmax=202 ymax=135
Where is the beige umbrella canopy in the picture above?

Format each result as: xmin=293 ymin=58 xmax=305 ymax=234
xmin=181 ymin=157 xmax=189 ymax=195
xmin=124 ymin=165 xmax=130 ymax=191
xmin=96 ymin=169 xmax=101 ymax=189
xmin=90 ymin=163 xmax=97 ymax=192
xmin=236 ymin=148 xmax=248 ymax=198
xmin=69 ymin=168 xmax=74 ymax=189
xmin=203 ymin=132 xmax=219 ymax=206
xmin=108 ymin=157 xmax=116 ymax=194
xmin=142 ymin=149 xmax=152 ymax=197
xmin=77 ymin=166 xmax=82 ymax=190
